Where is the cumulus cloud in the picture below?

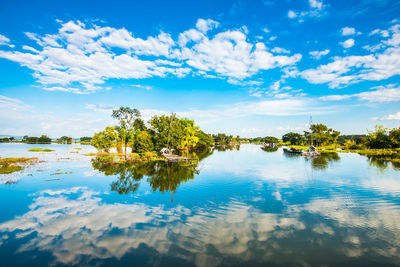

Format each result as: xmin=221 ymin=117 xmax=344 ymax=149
xmin=287 ymin=0 xmax=326 ymax=22
xmin=309 ymin=49 xmax=330 ymax=59
xmin=301 ymin=24 xmax=400 ymax=88
xmin=341 ymin=27 xmax=356 ymax=36
xmin=0 ymin=19 xmax=300 ymax=94
xmin=381 ymin=111 xmax=400 ymax=120
xmin=340 ymin=38 xmax=355 ymax=48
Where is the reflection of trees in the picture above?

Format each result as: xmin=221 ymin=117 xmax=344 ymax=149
xmin=366 ymin=155 xmax=400 ymax=171
xmin=215 ymin=144 xmax=240 ymax=151
xmin=91 ymin=152 xmax=211 ymax=197
xmin=307 ymin=152 xmax=341 ymax=170
xmin=147 ymin=161 xmax=199 ymax=194
xmin=261 ymin=146 xmax=278 ymax=152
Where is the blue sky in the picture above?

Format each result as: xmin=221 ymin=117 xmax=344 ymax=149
xmin=0 ymin=0 xmax=400 ymax=138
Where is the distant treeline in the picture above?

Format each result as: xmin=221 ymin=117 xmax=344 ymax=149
xmin=281 ymin=124 xmax=400 ymax=149
xmin=0 ymin=135 xmax=92 ymax=144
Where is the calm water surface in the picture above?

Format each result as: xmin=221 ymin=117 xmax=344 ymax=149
xmin=0 ymin=143 xmax=400 ymax=266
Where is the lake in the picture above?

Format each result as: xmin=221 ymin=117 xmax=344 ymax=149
xmin=0 ymin=143 xmax=400 ymax=266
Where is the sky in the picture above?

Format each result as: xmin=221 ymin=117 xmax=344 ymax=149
xmin=0 ymin=0 xmax=400 ymax=138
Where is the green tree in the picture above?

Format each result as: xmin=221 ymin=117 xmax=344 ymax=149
xmin=134 ymin=130 xmax=154 ymax=153
xmin=57 ymin=136 xmax=72 ymax=144
xmin=111 ymin=107 xmax=147 ymax=157
xmin=263 ymin=136 xmax=280 ymax=144
xmin=91 ymin=126 xmax=119 ymax=152
xmin=80 ymin=136 xmax=92 ymax=142
xmin=38 ymin=135 xmax=51 ymax=144
xmin=195 ymin=130 xmax=214 ymax=151
xmin=389 ymin=128 xmax=400 ymax=148
xmin=282 ymin=132 xmax=304 ymax=145
xmin=366 ymin=125 xmax=391 ymax=149
xmin=306 ymin=124 xmax=341 ymax=146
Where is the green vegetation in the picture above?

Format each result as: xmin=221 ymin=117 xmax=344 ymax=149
xmin=28 ymin=148 xmax=55 ymax=152
xmin=0 ymin=137 xmax=14 ymax=143
xmin=212 ymin=133 xmax=240 ymax=146
xmin=80 ymin=136 xmax=92 ymax=142
xmin=92 ymin=150 xmax=213 ymax=196
xmin=24 ymin=135 xmax=52 ymax=144
xmin=0 ymin=157 xmax=37 ymax=174
xmin=57 ymin=136 xmax=73 ymax=144
xmin=91 ymin=107 xmax=215 ymax=158
xmin=282 ymin=132 xmax=304 ymax=145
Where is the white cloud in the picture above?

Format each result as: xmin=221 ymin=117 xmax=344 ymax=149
xmin=0 ymin=19 xmax=299 ymax=94
xmin=195 ymin=18 xmax=219 ymax=33
xmin=381 ymin=111 xmax=400 ymax=120
xmin=301 ymin=25 xmax=400 ymax=88
xmin=341 ymin=27 xmax=356 ymax=36
xmin=85 ymin=104 xmax=115 ymax=113
xmin=271 ymin=47 xmax=290 ymax=54
xmin=308 ymin=0 xmax=323 ymax=9
xmin=370 ymin=29 xmax=389 ymax=38
xmin=319 ymin=84 xmax=400 ymax=102
xmin=131 ymin=84 xmax=152 ymax=90
xmin=288 ymin=10 xmax=298 ymax=18
xmin=0 ymin=95 xmax=31 ymax=111
xmin=0 ymin=34 xmax=12 ymax=47
xmin=340 ymin=38 xmax=355 ymax=48
xmin=309 ymin=49 xmax=330 ymax=59
xmin=287 ymin=0 xmax=326 ymax=22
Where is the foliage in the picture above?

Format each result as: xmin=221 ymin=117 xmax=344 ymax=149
xmin=91 ymin=126 xmax=119 ymax=152
xmin=134 ymin=130 xmax=154 ymax=153
xmin=92 ymin=107 xmax=213 ymax=157
xmin=282 ymin=132 xmax=304 ymax=145
xmin=0 ymin=137 xmax=13 ymax=143
xmin=149 ymin=114 xmax=201 ymax=153
xmin=389 ymin=128 xmax=400 ymax=148
xmin=365 ymin=125 xmax=391 ymax=149
xmin=195 ymin=130 xmax=214 ymax=151
xmin=80 ymin=136 xmax=92 ymax=142
xmin=24 ymin=135 xmax=52 ymax=144
xmin=337 ymin=135 xmax=366 ymax=145
xmin=28 ymin=148 xmax=55 ymax=152
xmin=212 ymin=133 xmax=234 ymax=145
xmin=263 ymin=136 xmax=280 ymax=144
xmin=57 ymin=136 xmax=73 ymax=144
xmin=302 ymin=123 xmax=340 ymax=146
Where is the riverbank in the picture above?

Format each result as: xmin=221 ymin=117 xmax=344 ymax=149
xmin=287 ymin=145 xmax=400 ymax=161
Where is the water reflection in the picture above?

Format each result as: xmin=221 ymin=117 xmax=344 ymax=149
xmin=367 ymin=155 xmax=400 ymax=171
xmin=1 ymin=145 xmax=400 ymax=266
xmin=1 ymin=187 xmax=399 ymax=266
xmin=215 ymin=144 xmax=240 ymax=151
xmin=308 ymin=152 xmax=341 ymax=170
xmin=92 ymin=150 xmax=213 ymax=196
xmin=260 ymin=146 xmax=279 ymax=152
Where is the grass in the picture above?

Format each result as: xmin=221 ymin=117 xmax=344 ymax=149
xmin=0 ymin=165 xmax=23 ymax=174
xmin=0 ymin=157 xmax=36 ymax=164
xmin=0 ymin=157 xmax=37 ymax=174
xmin=28 ymin=148 xmax=55 ymax=152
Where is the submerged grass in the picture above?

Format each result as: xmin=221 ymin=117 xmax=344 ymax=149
xmin=0 ymin=165 xmax=23 ymax=174
xmin=0 ymin=157 xmax=38 ymax=174
xmin=28 ymin=148 xmax=55 ymax=152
